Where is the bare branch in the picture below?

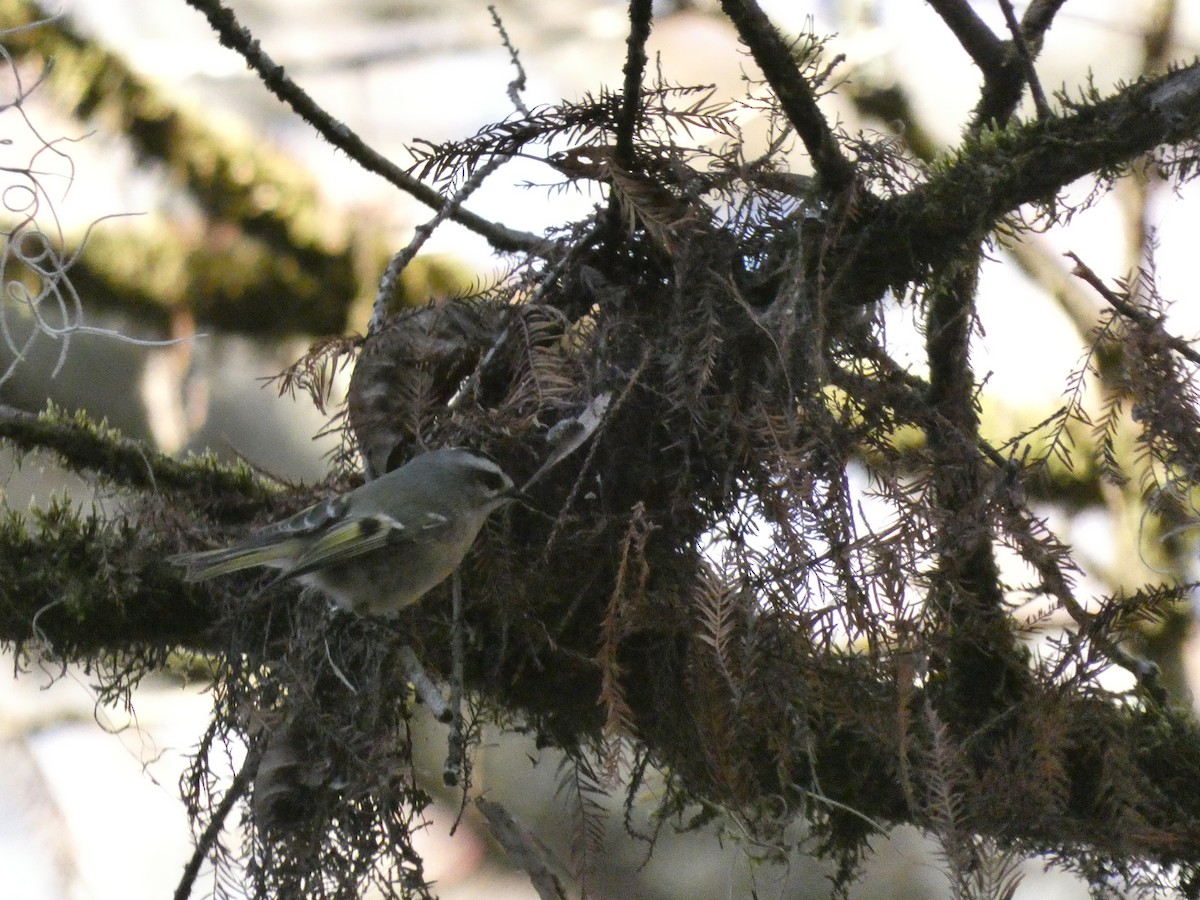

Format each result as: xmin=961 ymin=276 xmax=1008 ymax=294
xmin=924 ymin=0 xmax=1065 ymax=128
xmin=998 ymin=0 xmax=1052 ymax=119
xmin=367 ymin=155 xmax=508 ymax=337
xmin=476 ymin=798 xmax=569 ymax=900
xmin=718 ymin=0 xmax=856 ymax=193
xmin=1021 ymin=0 xmax=1071 ymax=45
xmin=490 ymin=6 xmax=531 ymax=117
xmin=925 ymin=0 xmax=1006 ymax=78
xmin=173 ymin=755 xmax=257 ymax=900
xmin=615 ymin=0 xmax=654 ymax=170
xmin=1068 ymin=252 xmax=1200 ymax=367
xmin=181 ymin=0 xmax=544 ymax=256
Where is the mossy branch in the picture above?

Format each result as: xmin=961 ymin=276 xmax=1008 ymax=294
xmin=7 ymin=497 xmax=1199 ymax=882
xmin=824 ymin=60 xmax=1200 ymax=308
xmin=0 ymin=495 xmax=221 ymax=657
xmin=0 ymin=403 xmax=275 ymax=516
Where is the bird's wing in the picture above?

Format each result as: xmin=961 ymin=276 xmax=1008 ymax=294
xmin=281 ymin=509 xmax=453 ymax=578
xmin=255 ymin=494 xmax=352 ymax=542
xmin=171 ymin=495 xmax=352 ymax=581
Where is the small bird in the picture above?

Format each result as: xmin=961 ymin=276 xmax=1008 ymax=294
xmin=171 ymin=448 xmax=515 ymax=616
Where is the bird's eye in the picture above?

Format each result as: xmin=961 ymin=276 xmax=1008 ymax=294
xmin=474 ymin=468 xmax=508 ymax=493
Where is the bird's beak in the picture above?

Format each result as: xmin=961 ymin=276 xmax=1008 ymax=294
xmin=505 ymin=486 xmax=545 ymax=515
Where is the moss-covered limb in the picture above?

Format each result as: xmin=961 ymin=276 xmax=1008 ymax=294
xmin=674 ymin=671 xmax=1200 ymax=874
xmin=0 ymin=496 xmax=224 ymax=655
xmin=0 ymin=404 xmax=278 ymax=521
xmin=403 ymin=585 xmax=1200 ymax=876
xmin=824 ymin=60 xmax=1200 ymax=309
xmin=4 ymin=487 xmax=1199 ymax=879
xmin=4 ymin=500 xmax=1200 ymax=878
xmin=922 ymin=256 xmax=1032 ymax=729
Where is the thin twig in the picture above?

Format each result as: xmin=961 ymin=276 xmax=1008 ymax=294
xmin=1068 ymin=252 xmax=1200 ymax=366
xmin=173 ymin=751 xmax=257 ymax=900
xmin=489 ymin=6 xmax=531 ymax=117
xmin=925 ymin=0 xmax=1044 ymax=130
xmin=367 ymin=154 xmax=509 ymax=337
xmin=366 ymin=6 xmax=540 ymax=337
xmin=323 ymin=638 xmax=358 ymax=693
xmin=1001 ymin=496 xmax=1166 ymax=700
xmin=364 ymin=5 xmax=540 ymax=338
xmin=998 ymin=0 xmax=1051 ymax=119
xmin=718 ymin=0 xmax=855 ymax=193
xmin=443 ymin=570 xmax=466 ymax=786
xmin=181 ymin=0 xmax=543 ymax=256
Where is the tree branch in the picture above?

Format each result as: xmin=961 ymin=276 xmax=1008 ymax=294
xmin=718 ymin=0 xmax=856 ymax=193
xmin=1068 ymin=252 xmax=1200 ymax=366
xmin=0 ymin=404 xmax=275 ymax=512
xmin=180 ymin=0 xmax=544 ymax=256
xmin=5 ymin=519 xmax=1200 ymax=872
xmin=924 ymin=0 xmax=1065 ymax=129
xmin=923 ymin=258 xmax=1032 ymax=727
xmin=924 ymin=0 xmax=1006 ymax=79
xmin=823 ymin=60 xmax=1200 ymax=310
xmin=1021 ymin=0 xmax=1071 ymax=45
xmin=476 ymin=798 xmax=569 ymax=900
xmin=8 ymin=8 xmax=1200 ymax=890
xmin=999 ymin=0 xmax=1051 ymax=119
xmin=615 ymin=0 xmax=654 ymax=170
xmin=0 ymin=503 xmax=224 ymax=658
xmin=174 ymin=753 xmax=257 ymax=900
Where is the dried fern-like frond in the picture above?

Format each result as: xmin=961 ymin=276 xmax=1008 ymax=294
xmin=923 ymin=705 xmax=1027 ymax=900
xmin=408 ymin=84 xmax=736 ymax=189
xmin=595 ymin=503 xmax=655 ymax=745
xmin=271 ymin=334 xmax=361 ymax=415
xmin=556 ymin=750 xmax=610 ymax=896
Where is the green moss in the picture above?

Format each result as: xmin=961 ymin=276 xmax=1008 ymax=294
xmin=1 ymin=403 xmax=274 ymax=517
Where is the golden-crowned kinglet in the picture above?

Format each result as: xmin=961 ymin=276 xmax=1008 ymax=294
xmin=171 ymin=448 xmax=514 ymax=616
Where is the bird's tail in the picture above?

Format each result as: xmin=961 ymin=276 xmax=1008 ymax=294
xmin=169 ymin=540 xmax=295 ymax=582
